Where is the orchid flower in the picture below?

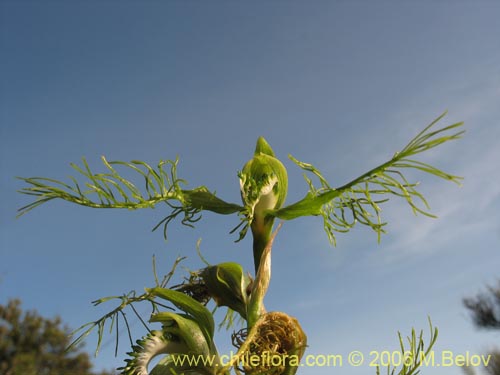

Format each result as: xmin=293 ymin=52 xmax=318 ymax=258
xmin=119 ymin=288 xmax=221 ymax=375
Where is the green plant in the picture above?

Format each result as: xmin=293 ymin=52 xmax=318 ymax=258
xmin=17 ymin=112 xmax=463 ymax=374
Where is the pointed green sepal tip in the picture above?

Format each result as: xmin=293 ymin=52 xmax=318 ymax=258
xmin=255 ymin=136 xmax=275 ymax=157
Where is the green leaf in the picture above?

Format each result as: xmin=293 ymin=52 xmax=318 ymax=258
xmin=378 ymin=318 xmax=438 ymax=375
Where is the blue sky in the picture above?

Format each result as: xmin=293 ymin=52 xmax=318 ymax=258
xmin=1 ymin=1 xmax=499 ymax=374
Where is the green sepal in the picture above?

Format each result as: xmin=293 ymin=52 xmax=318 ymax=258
xmin=146 ymin=287 xmax=214 ymax=344
xmin=200 ymin=262 xmax=252 ymax=319
xmin=254 ymin=136 xmax=276 ymax=157
xmin=183 ymin=188 xmax=243 ymax=215
xmin=270 ymin=190 xmax=339 ymax=220
xmin=150 ymin=312 xmax=213 ymax=358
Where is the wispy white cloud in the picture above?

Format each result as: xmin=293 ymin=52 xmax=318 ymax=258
xmin=301 ymin=62 xmax=500 ymax=267
xmin=372 ymin=72 xmax=500 ymax=263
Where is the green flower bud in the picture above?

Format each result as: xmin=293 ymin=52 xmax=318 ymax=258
xmin=239 ymin=137 xmax=288 ymax=272
xmin=200 ymin=262 xmax=253 ymax=319
xmin=240 ymin=137 xmax=288 ymax=221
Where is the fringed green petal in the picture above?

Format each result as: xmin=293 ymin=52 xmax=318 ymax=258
xmin=270 ymin=113 xmax=464 ymax=245
xmin=120 ymin=310 xmax=221 ymax=375
xmin=119 ymin=330 xmax=184 ymax=375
